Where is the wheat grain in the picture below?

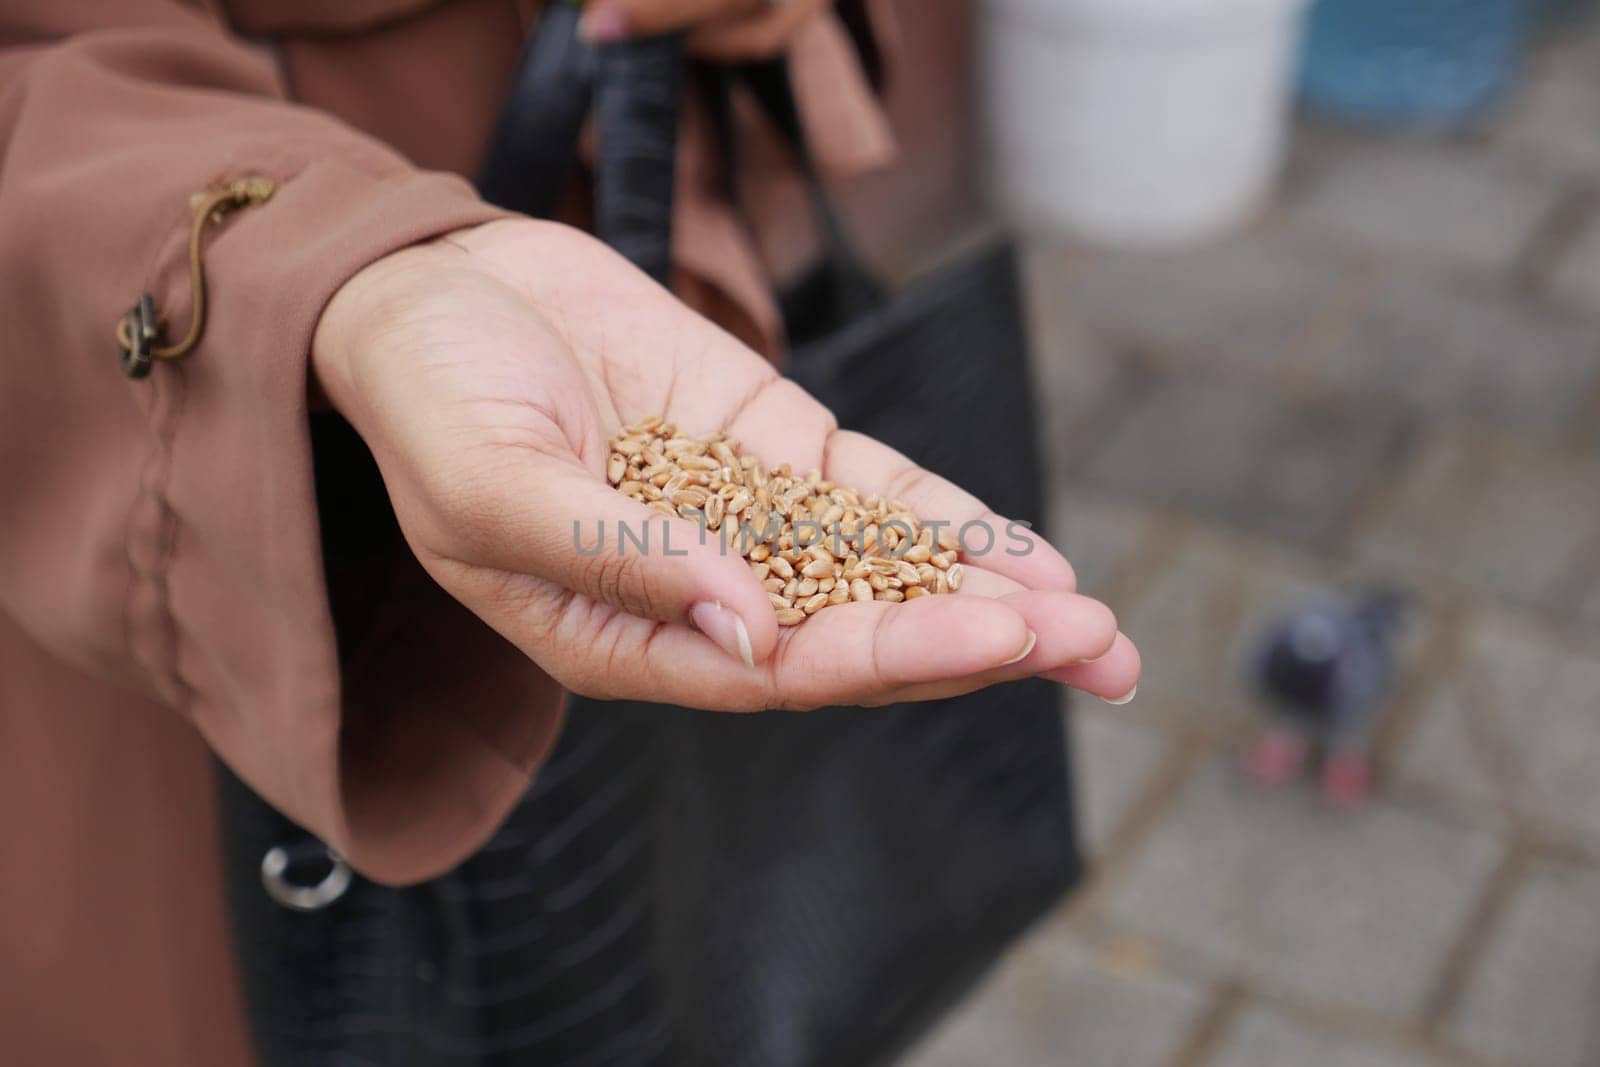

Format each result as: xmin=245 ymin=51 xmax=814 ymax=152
xmin=607 ymin=416 xmax=969 ymax=628
xmin=800 ymin=558 xmax=835 ymax=580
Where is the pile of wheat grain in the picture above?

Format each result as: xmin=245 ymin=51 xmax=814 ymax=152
xmin=607 ymin=416 xmax=964 ymax=626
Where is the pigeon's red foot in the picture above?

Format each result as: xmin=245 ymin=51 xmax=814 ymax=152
xmin=1320 ymin=750 xmax=1371 ymax=808
xmin=1244 ymin=729 xmax=1308 ymax=786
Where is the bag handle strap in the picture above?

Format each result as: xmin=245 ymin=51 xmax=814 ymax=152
xmin=479 ymin=5 xmax=683 ymax=285
xmin=478 ymin=4 xmax=594 ymax=221
xmin=478 ymin=6 xmax=879 ymax=307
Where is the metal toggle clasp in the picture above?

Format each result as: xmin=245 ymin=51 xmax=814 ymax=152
xmin=114 ymin=176 xmax=277 ymax=380
xmin=118 ymin=293 xmax=159 ymax=380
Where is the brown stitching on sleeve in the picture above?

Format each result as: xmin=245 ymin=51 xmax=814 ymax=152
xmin=121 ymin=362 xmax=195 ymax=709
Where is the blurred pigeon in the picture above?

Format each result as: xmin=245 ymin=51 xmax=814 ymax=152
xmin=1242 ymin=589 xmax=1408 ymax=807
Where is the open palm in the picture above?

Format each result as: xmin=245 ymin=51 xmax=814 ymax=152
xmin=313 ymin=218 xmax=1140 ymax=710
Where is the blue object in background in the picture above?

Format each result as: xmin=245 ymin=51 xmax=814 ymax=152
xmin=1300 ymin=0 xmax=1532 ymax=124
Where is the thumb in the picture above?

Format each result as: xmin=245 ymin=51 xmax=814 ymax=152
xmin=441 ymin=454 xmax=779 ymax=667
xmin=577 ymin=0 xmax=762 ymax=42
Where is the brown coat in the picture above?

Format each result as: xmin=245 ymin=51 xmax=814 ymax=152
xmin=0 ymin=1 xmax=893 ymax=1061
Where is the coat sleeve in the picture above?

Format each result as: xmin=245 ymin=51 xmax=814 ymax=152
xmin=0 ymin=1 xmax=566 ymax=884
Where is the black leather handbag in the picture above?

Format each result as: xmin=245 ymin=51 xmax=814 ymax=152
xmin=220 ymin=10 xmax=1080 ymax=1066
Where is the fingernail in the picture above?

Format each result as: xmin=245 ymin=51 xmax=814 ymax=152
xmin=578 ymin=4 xmax=633 ymax=42
xmin=1104 ymin=684 xmax=1137 ymax=706
xmin=691 ymin=601 xmax=754 ymax=668
xmin=1002 ymin=630 xmax=1037 ymax=666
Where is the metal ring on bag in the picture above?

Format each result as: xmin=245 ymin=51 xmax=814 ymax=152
xmin=261 ymin=842 xmax=353 ymax=912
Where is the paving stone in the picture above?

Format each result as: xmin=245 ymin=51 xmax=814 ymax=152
xmin=1292 ymin=143 xmax=1559 ymax=274
xmin=1281 ymin=114 xmax=1373 ymax=194
xmin=1578 ymin=575 xmax=1600 ymax=631
xmin=1391 ymin=683 xmax=1510 ymax=826
xmin=1355 ymin=427 xmax=1600 ymax=613
xmin=1101 ymin=756 xmax=1502 ymax=1017
xmin=1536 ymin=16 xmax=1600 ymax=78
xmin=1113 ymin=527 xmax=1340 ymax=733
xmin=1546 ymin=212 xmax=1600 ymax=316
xmin=1446 ymin=861 xmax=1600 ymax=1067
xmin=1056 ymin=234 xmax=1347 ymax=376
xmin=1024 ymin=244 xmax=1129 ymax=467
xmin=900 ymin=926 xmax=1208 ymax=1067
xmin=1082 ymin=376 xmax=1407 ymax=548
xmin=1050 ymin=491 xmax=1156 ymax=600
xmin=1454 ymin=611 xmax=1600 ymax=852
xmin=1314 ymin=269 xmax=1600 ymax=432
xmin=1211 ymin=1003 xmax=1444 ymax=1067
xmin=1492 ymin=38 xmax=1600 ymax=182
xmin=1070 ymin=709 xmax=1173 ymax=857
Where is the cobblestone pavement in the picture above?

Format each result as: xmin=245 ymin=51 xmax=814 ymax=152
xmin=902 ymin=25 xmax=1600 ymax=1067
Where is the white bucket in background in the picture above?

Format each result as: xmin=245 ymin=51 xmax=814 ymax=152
xmin=981 ymin=0 xmax=1309 ymax=248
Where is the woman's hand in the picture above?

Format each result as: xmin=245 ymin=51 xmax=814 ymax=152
xmin=577 ymin=0 xmax=836 ymax=60
xmin=313 ymin=218 xmax=1140 ymax=710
